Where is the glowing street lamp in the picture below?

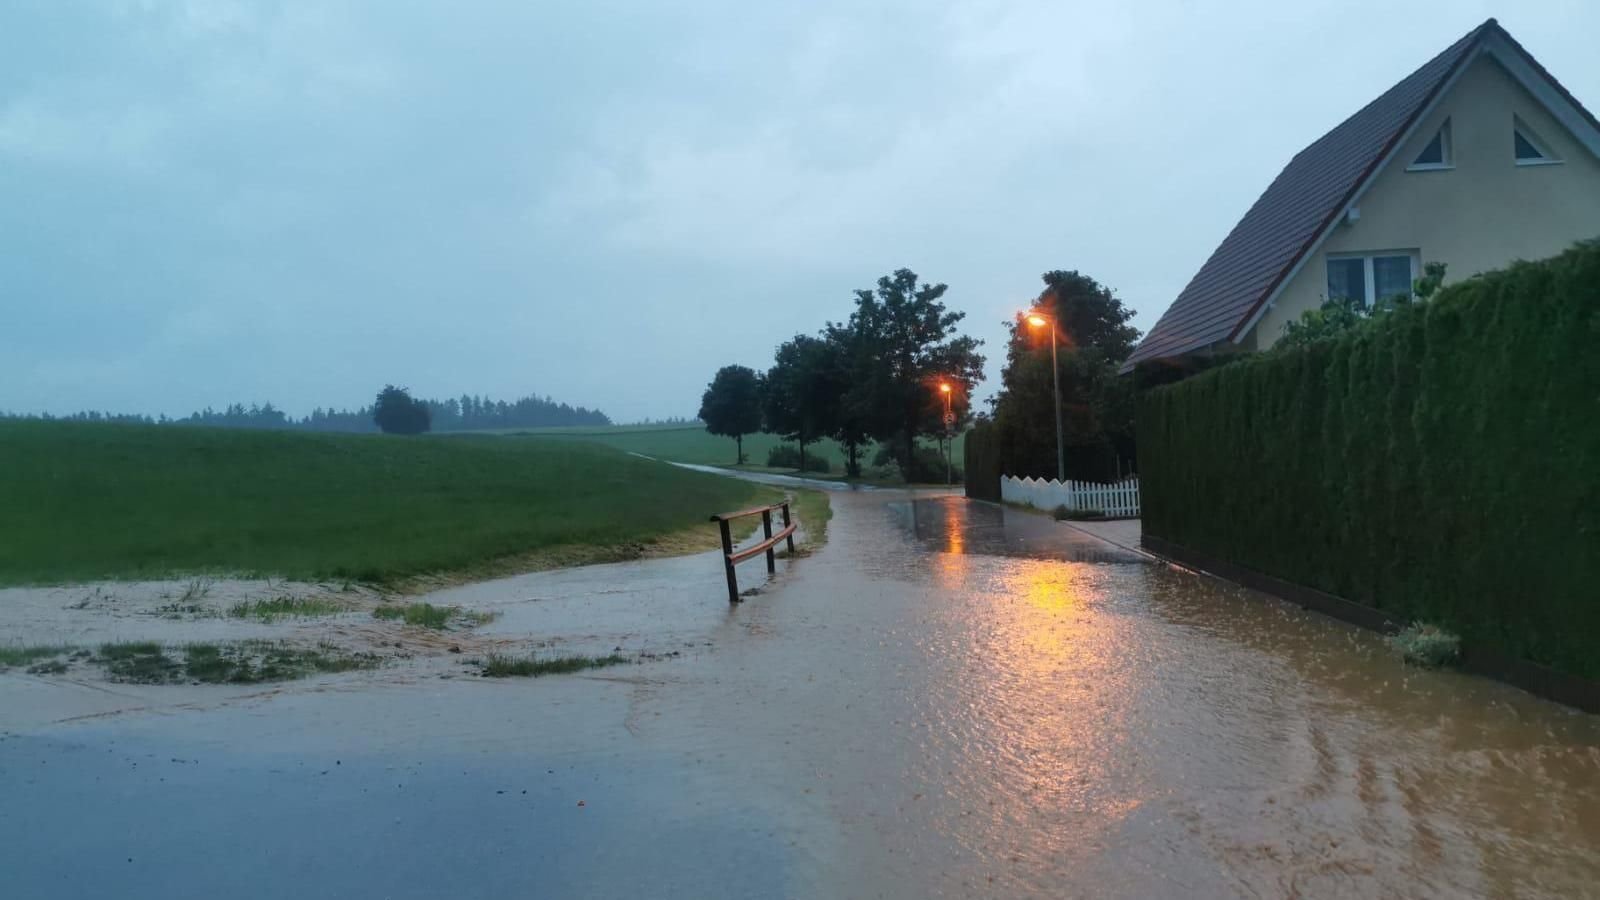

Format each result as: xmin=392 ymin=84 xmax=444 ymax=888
xmin=1024 ymin=309 xmax=1066 ymax=482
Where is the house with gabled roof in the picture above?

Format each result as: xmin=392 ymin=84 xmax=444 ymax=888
xmin=1124 ymin=18 xmax=1600 ymax=373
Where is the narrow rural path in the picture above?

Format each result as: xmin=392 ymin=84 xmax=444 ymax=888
xmin=4 ymin=492 xmax=1598 ymax=898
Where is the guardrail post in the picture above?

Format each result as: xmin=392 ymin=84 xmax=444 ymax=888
xmin=761 ymin=508 xmax=776 ymax=573
xmin=781 ymin=501 xmax=795 ymax=553
xmin=717 ymin=517 xmax=739 ymax=603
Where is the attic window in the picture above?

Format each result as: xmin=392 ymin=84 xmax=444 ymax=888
xmin=1408 ymin=119 xmax=1453 ymax=171
xmin=1514 ymin=116 xmax=1561 ymax=165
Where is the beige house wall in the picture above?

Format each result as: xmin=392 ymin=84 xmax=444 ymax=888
xmin=1250 ymin=53 xmax=1600 ymax=347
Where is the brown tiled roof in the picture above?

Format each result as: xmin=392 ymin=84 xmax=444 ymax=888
xmin=1123 ymin=19 xmax=1499 ymax=371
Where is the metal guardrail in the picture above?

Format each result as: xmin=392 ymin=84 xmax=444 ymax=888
xmin=709 ymin=500 xmax=796 ymax=603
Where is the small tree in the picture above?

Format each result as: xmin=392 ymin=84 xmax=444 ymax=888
xmin=373 ymin=385 xmax=431 ymax=435
xmin=698 ymin=365 xmax=763 ymax=464
xmin=762 ymin=334 xmax=844 ymax=473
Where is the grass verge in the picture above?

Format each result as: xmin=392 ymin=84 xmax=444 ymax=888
xmin=789 ymin=489 xmax=832 ymax=550
xmin=482 ymin=653 xmax=629 ymax=678
xmin=0 ymin=420 xmax=778 ymax=586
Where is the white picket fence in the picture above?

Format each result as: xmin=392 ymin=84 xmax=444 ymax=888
xmin=1000 ymin=474 xmax=1141 ymax=518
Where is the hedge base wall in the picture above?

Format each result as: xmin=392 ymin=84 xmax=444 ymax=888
xmin=1143 ymin=535 xmax=1600 ymax=712
xmin=1137 ymin=241 xmax=1600 ymax=681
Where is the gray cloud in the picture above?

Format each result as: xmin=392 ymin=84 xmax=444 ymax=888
xmin=4 ymin=0 xmax=1595 ymax=421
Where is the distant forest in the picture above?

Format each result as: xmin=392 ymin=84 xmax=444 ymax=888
xmin=6 ymin=393 xmax=611 ymax=433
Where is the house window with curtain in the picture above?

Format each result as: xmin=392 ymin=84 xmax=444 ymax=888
xmin=1326 ymin=252 xmax=1418 ymax=307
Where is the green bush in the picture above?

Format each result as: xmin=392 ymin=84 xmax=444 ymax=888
xmin=765 ymin=444 xmax=832 ymax=472
xmin=1389 ymin=622 xmax=1461 ymax=668
xmin=872 ymin=444 xmax=960 ymax=484
xmin=1137 ymin=241 xmax=1600 ymax=679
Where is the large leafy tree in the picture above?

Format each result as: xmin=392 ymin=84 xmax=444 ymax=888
xmin=991 ymin=270 xmax=1140 ymax=480
xmin=840 ymin=268 xmax=985 ymax=475
xmin=372 ymin=385 xmax=432 ymax=435
xmin=698 ymin=364 xmax=763 ymax=464
xmin=762 ymin=334 xmax=845 ymax=473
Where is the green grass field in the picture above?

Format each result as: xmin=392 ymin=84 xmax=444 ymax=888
xmin=0 ymin=420 xmax=781 ymax=587
xmin=505 ymin=423 xmax=965 ymax=476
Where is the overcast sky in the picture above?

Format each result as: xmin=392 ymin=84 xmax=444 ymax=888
xmin=4 ymin=1 xmax=1597 ymax=422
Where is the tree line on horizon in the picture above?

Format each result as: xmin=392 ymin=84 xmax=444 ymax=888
xmin=698 ymin=267 xmax=985 ymax=480
xmin=4 ymin=391 xmax=611 ymax=434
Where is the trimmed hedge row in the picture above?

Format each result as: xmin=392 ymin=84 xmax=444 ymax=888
xmin=963 ymin=421 xmax=1002 ymax=501
xmin=1138 ymin=241 xmax=1600 ymax=679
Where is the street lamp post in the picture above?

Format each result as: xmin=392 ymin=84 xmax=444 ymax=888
xmin=1025 ymin=311 xmax=1066 ymax=482
xmin=938 ymin=382 xmax=953 ymax=485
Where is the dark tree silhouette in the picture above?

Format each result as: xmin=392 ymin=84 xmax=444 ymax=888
xmin=373 ymin=385 xmax=432 ymax=435
xmin=762 ymin=334 xmax=845 ymax=474
xmin=990 ymin=269 xmax=1142 ymax=481
xmin=835 ymin=268 xmax=984 ymax=478
xmin=698 ymin=365 xmax=763 ymax=464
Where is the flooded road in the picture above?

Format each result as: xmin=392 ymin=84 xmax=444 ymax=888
xmin=4 ymin=493 xmax=1599 ymax=898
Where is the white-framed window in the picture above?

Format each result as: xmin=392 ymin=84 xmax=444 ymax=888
xmin=1326 ymin=251 xmax=1419 ymax=308
xmin=1407 ymin=118 xmax=1453 ymax=171
xmin=1513 ymin=115 xmax=1561 ymax=166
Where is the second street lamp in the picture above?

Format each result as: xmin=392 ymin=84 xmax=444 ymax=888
xmin=1025 ymin=311 xmax=1066 ymax=482
xmin=938 ymin=382 xmax=954 ymax=486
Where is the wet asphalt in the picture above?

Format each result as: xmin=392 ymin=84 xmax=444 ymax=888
xmin=3 ymin=492 xmax=1598 ymax=899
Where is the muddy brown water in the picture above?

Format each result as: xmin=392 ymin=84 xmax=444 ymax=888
xmin=3 ymin=492 xmax=1598 ymax=898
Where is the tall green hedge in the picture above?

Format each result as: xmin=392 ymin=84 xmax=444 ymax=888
xmin=963 ymin=420 xmax=1002 ymax=501
xmin=1138 ymin=241 xmax=1600 ymax=678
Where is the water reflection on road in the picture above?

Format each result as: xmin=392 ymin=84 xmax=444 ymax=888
xmin=4 ymin=492 xmax=1598 ymax=899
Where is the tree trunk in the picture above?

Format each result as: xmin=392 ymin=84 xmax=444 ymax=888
xmin=798 ymin=440 xmax=806 ymax=474
xmin=735 ymin=434 xmax=743 ymax=465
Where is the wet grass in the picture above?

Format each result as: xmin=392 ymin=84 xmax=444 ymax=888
xmin=98 ymin=641 xmax=183 ymax=682
xmin=96 ymin=640 xmax=381 ymax=684
xmin=230 ymin=596 xmax=349 ymax=621
xmin=503 ymin=423 xmax=965 ymax=476
xmin=371 ymin=602 xmax=498 ymax=629
xmin=481 ymin=653 xmax=629 ymax=678
xmin=0 ymin=419 xmax=778 ymax=586
xmin=182 ymin=642 xmax=381 ymax=683
xmin=1390 ymin=622 xmax=1461 ymax=668
xmin=790 ymin=489 xmax=832 ymax=550
xmin=373 ymin=602 xmax=454 ymax=628
xmin=0 ymin=644 xmax=75 ymax=669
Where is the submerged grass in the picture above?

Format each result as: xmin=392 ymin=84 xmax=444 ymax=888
xmin=229 ymin=596 xmax=349 ymax=621
xmin=0 ymin=419 xmax=778 ymax=586
xmin=96 ymin=640 xmax=380 ymax=684
xmin=373 ymin=602 xmax=455 ymax=629
xmin=98 ymin=641 xmax=183 ymax=683
xmin=0 ymin=644 xmax=76 ymax=669
xmin=481 ymin=653 xmax=629 ymax=678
